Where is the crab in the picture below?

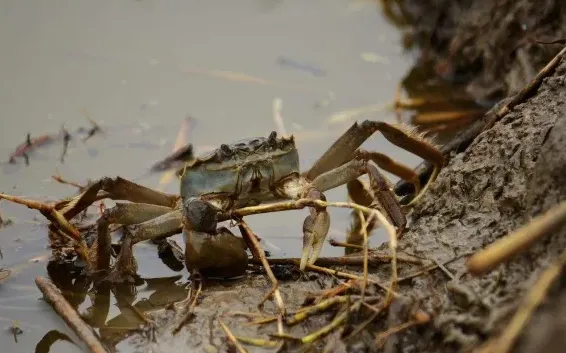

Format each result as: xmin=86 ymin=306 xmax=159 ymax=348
xmin=0 ymin=120 xmax=443 ymax=282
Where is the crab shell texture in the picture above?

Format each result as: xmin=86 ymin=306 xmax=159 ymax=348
xmin=178 ymin=132 xmax=300 ymax=209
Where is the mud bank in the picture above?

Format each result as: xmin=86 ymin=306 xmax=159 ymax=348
xmin=402 ymin=0 xmax=566 ymax=103
xmin=383 ymin=59 xmax=566 ymax=353
xmin=121 ymin=56 xmax=566 ymax=353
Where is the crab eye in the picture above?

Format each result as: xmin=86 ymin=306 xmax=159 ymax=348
xmin=182 ymin=197 xmax=218 ymax=233
xmin=220 ymin=144 xmax=232 ymax=155
xmin=268 ymin=131 xmax=277 ymax=145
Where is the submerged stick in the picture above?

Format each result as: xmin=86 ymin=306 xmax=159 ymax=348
xmin=467 ymin=200 xmax=566 ymax=275
xmin=35 ymin=277 xmax=108 ymax=353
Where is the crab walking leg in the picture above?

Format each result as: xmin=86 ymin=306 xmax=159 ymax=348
xmin=356 ymin=150 xmax=421 ymax=194
xmin=312 ymin=158 xmax=406 ymax=232
xmin=276 ymin=176 xmax=330 ymax=270
xmin=93 ymin=203 xmax=175 ymax=273
xmin=101 ymin=210 xmax=184 ymax=282
xmin=345 ymin=179 xmax=379 ymax=252
xmin=305 ymin=120 xmax=443 ymax=204
xmin=56 ymin=177 xmax=179 ymax=220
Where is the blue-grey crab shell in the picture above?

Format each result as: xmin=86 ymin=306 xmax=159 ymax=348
xmin=178 ymin=132 xmax=299 ymax=206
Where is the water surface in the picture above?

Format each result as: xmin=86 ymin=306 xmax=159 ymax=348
xmin=0 ymin=1 xmax=419 ymax=351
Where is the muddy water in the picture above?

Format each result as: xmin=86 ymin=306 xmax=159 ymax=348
xmin=0 ymin=1 xmax=419 ymax=351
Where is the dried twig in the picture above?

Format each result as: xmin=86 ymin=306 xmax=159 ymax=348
xmin=238 ymin=220 xmax=286 ymax=337
xmin=328 ymin=238 xmax=364 ymax=250
xmin=219 ymin=319 xmax=249 ymax=353
xmin=0 ymin=193 xmax=89 ymax=261
xmin=249 ymin=252 xmax=421 ymax=267
xmin=375 ymin=311 xmax=431 ymax=349
xmin=474 ymin=249 xmax=566 ymax=353
xmin=236 ymin=336 xmax=279 ymax=348
xmin=467 ymin=200 xmax=566 ymax=275
xmin=52 ymin=170 xmax=87 ymax=190
xmin=36 ymin=277 xmax=109 ymax=353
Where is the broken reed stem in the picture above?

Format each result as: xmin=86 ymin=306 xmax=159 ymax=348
xmin=172 ymin=279 xmax=203 ymax=334
xmin=0 ymin=193 xmax=89 ymax=262
xmin=52 ymin=173 xmax=86 ymax=190
xmin=467 ymin=200 xmax=566 ymax=275
xmin=475 ymin=249 xmax=566 ymax=353
xmin=302 ymin=262 xmax=393 ymax=294
xmin=286 ymin=296 xmax=348 ymax=326
xmin=329 ymin=239 xmax=364 ymax=250
xmin=35 ymin=277 xmax=109 ymax=353
xmin=250 ymin=252 xmax=421 ymax=267
xmin=484 ymin=45 xmax=566 ymax=131
xmin=238 ymin=221 xmax=286 ymax=331
xmin=236 ymin=336 xmax=279 ymax=348
xmin=225 ymin=199 xmax=398 ymax=242
xmin=302 ymin=300 xmax=362 ymax=344
xmin=358 ymin=210 xmax=369 ymax=312
xmin=219 ymin=319 xmax=249 ymax=353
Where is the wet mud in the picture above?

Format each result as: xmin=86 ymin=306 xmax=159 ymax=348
xmin=400 ymin=0 xmax=566 ymax=103
xmin=121 ymin=53 xmax=566 ymax=353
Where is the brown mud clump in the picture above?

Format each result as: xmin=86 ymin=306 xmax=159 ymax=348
xmin=398 ymin=0 xmax=566 ymax=103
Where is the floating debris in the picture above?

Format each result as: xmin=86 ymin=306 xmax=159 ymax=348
xmin=360 ymin=52 xmax=390 ymax=64
xmin=276 ymin=56 xmax=327 ymax=77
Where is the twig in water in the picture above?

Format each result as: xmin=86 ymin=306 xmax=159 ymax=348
xmin=82 ymin=109 xmax=101 ymax=142
xmin=358 ymin=210 xmax=370 ymax=314
xmin=60 ymin=125 xmax=71 ymax=163
xmin=52 ymin=170 xmax=87 ymax=190
xmin=0 ymin=193 xmax=89 ymax=262
xmin=35 ymin=277 xmax=109 ymax=353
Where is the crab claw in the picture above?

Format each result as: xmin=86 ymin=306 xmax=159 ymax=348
xmin=300 ymin=209 xmax=330 ymax=270
xmin=182 ymin=197 xmax=218 ymax=233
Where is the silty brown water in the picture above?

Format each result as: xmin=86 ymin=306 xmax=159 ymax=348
xmin=0 ymin=1 xmax=422 ymax=351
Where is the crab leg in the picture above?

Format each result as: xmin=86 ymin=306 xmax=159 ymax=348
xmin=101 ymin=209 xmax=183 ymax=282
xmin=93 ymin=203 xmax=175 ymax=274
xmin=305 ymin=120 xmax=443 ymax=205
xmin=275 ymin=177 xmax=330 ymax=271
xmin=56 ymin=177 xmax=178 ymax=219
xmin=312 ymin=157 xmax=406 ymax=231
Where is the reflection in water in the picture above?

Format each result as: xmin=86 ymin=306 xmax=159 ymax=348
xmin=38 ymin=261 xmax=190 ymax=351
xmin=396 ymin=60 xmax=490 ymax=139
xmin=35 ymin=330 xmax=78 ymax=353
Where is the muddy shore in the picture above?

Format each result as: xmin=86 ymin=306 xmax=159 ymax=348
xmin=118 ymin=52 xmax=565 ymax=353
xmin=401 ymin=0 xmax=566 ymax=103
xmin=116 ymin=12 xmax=566 ymax=353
